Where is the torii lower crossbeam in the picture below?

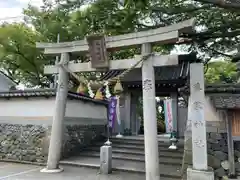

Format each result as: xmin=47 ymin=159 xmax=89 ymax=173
xmin=44 ymin=54 xmax=180 ymax=74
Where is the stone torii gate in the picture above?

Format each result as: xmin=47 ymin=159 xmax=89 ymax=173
xmin=36 ymin=18 xmax=213 ymax=180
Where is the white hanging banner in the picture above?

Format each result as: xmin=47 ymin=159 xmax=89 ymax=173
xmin=116 ymin=95 xmax=121 ymax=126
xmin=164 ymin=99 xmax=174 ymax=133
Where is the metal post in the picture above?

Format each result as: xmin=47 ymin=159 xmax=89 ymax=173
xmin=141 ymin=43 xmax=160 ymax=180
xmin=41 ymin=53 xmax=69 ymax=173
xmin=226 ymin=111 xmax=236 ymax=178
xmin=54 ymin=34 xmax=60 ymax=88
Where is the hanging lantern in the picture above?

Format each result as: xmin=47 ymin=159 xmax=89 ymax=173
xmin=114 ymin=79 xmax=123 ymax=95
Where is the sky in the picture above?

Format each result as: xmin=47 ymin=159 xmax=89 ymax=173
xmin=0 ymin=0 xmax=43 ymax=23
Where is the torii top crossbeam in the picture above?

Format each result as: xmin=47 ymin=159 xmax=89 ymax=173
xmin=37 ymin=19 xmax=195 ymax=55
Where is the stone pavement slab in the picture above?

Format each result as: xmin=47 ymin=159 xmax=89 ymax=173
xmin=60 ymin=156 xmax=181 ymax=177
xmin=4 ymin=162 xmax=240 ymax=180
xmin=0 ymin=162 xmax=157 ymax=180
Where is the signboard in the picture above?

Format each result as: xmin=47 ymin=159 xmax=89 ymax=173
xmin=86 ymin=35 xmax=109 ymax=69
xmin=108 ymin=96 xmax=117 ymax=128
xmin=164 ymin=99 xmax=173 ymax=133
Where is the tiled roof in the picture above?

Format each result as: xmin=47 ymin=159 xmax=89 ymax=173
xmin=210 ymin=95 xmax=240 ymax=109
xmin=100 ymin=62 xmax=190 ymax=82
xmin=0 ymin=89 xmax=108 ymax=105
xmin=155 ymin=62 xmax=190 ymax=81
xmin=206 ymin=84 xmax=240 ymax=109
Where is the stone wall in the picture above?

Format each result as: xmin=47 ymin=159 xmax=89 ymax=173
xmin=0 ymin=123 xmax=50 ymax=163
xmin=208 ymin=133 xmax=228 ymax=179
xmin=189 ymin=133 xmax=239 ymax=179
xmin=0 ymin=123 xmax=106 ymax=163
xmin=61 ymin=124 xmax=106 ymax=158
xmin=233 ymin=142 xmax=240 ymax=175
xmin=182 ymin=121 xmax=235 ymax=180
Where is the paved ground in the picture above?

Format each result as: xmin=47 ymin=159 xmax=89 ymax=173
xmin=1 ymin=162 xmax=240 ymax=180
xmin=0 ymin=162 xmax=146 ymax=180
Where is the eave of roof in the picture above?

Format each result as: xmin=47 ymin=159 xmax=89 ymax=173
xmin=179 ymin=84 xmax=240 ymax=109
xmin=0 ymin=72 xmax=17 ymax=86
xmin=0 ymin=89 xmax=108 ymax=106
xmin=179 ymin=84 xmax=240 ymax=94
xmin=206 ymin=84 xmax=240 ymax=94
xmin=100 ymin=61 xmax=190 ymax=83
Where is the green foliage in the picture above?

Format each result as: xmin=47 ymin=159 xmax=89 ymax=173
xmin=136 ymin=96 xmax=165 ymax=133
xmin=0 ymin=23 xmax=50 ymax=87
xmin=205 ymin=60 xmax=238 ymax=83
xmin=123 ymin=0 xmax=240 ymax=62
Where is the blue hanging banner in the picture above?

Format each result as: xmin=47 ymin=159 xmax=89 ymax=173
xmin=164 ymin=99 xmax=174 ymax=133
xmin=108 ymin=96 xmax=117 ymax=128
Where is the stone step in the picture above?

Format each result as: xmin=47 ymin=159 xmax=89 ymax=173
xmin=110 ymin=136 xmax=184 ymax=145
xmin=94 ymin=143 xmax=184 ymax=153
xmin=110 ymin=135 xmax=170 ymax=140
xmin=60 ymin=156 xmax=182 ymax=179
xmin=87 ymin=146 xmax=183 ymax=158
xmin=109 ymin=139 xmax=184 ymax=148
xmin=79 ymin=151 xmax=182 ymax=165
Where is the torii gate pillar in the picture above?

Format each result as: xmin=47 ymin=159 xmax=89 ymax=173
xmin=41 ymin=53 xmax=69 ymax=173
xmin=142 ymin=43 xmax=160 ymax=180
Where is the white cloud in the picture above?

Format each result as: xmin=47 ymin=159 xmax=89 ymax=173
xmin=0 ymin=0 xmax=43 ymax=23
xmin=0 ymin=8 xmax=23 ymax=22
xmin=18 ymin=0 xmax=43 ymax=7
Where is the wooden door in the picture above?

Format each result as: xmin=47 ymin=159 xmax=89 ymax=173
xmin=232 ymin=111 xmax=240 ymax=136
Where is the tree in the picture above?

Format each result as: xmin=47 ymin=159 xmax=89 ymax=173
xmin=124 ymin=0 xmax=240 ymax=10
xmin=123 ymin=0 xmax=240 ymax=62
xmin=0 ymin=23 xmax=50 ymax=87
xmin=205 ymin=60 xmax=238 ymax=83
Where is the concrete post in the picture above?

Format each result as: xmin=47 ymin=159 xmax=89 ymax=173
xmin=187 ymin=63 xmax=214 ymax=180
xmin=100 ymin=145 xmax=112 ymax=174
xmin=41 ymin=53 xmax=69 ymax=173
xmin=54 ymin=34 xmax=60 ymax=88
xmin=141 ymin=43 xmax=160 ymax=180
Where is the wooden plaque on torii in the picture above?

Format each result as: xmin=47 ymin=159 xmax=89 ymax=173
xmin=86 ymin=35 xmax=109 ymax=69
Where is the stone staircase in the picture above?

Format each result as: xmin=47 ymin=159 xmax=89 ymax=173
xmin=60 ymin=136 xmax=184 ymax=180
